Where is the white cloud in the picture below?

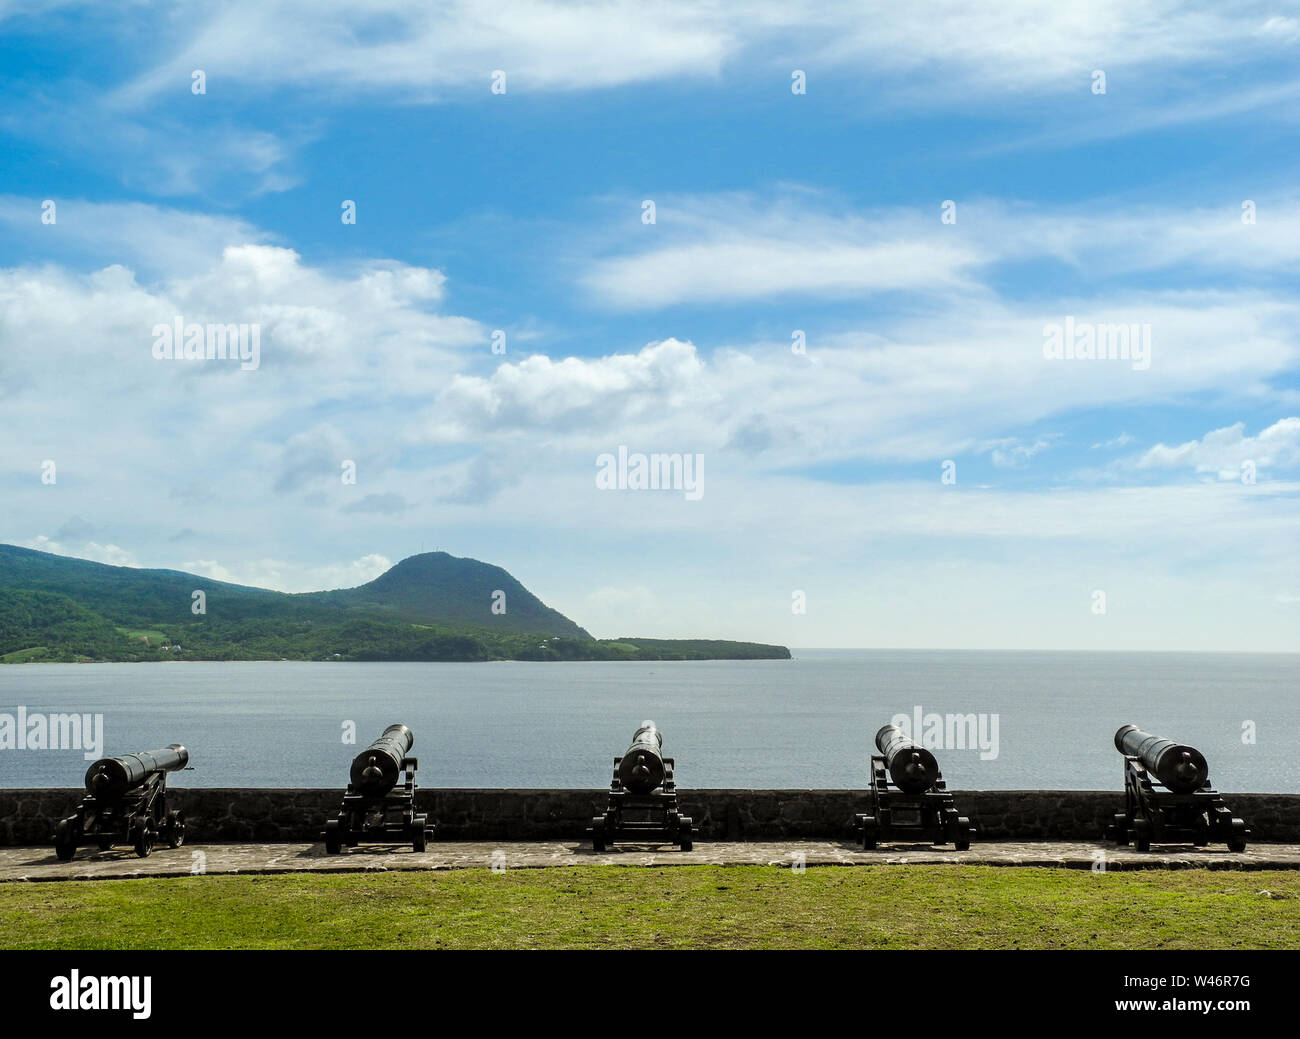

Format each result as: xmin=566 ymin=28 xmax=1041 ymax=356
xmin=813 ymin=1 xmax=1294 ymax=95
xmin=429 ymin=338 xmax=711 ymax=440
xmin=984 ymin=436 xmax=1058 ymax=468
xmin=102 ymin=1 xmax=1300 ymax=109
xmin=180 ymin=553 xmax=392 ymax=592
xmin=1260 ymin=15 xmax=1300 ymax=42
xmin=4 ymin=202 xmax=1295 ymax=538
xmin=582 ymin=196 xmax=984 ymax=307
xmin=317 ymin=553 xmax=393 ymax=590
xmin=9 ymin=4 xmax=1296 ymax=204
xmin=0 ymin=217 xmax=481 ymax=423
xmin=111 ymin=0 xmax=736 ymax=106
xmin=1135 ymin=418 xmax=1300 ymax=479
xmin=1091 ymin=433 xmax=1134 ymax=450
xmin=421 ymin=297 xmax=1297 ymax=473
xmin=580 ymin=192 xmax=1300 ymax=310
xmin=180 ymin=559 xmax=239 ymax=584
xmin=20 ymin=536 xmax=137 ymax=567
xmin=80 ymin=542 xmax=138 ymax=567
xmin=0 ymin=196 xmax=269 ymax=279
xmin=0 ymin=90 xmax=304 ymax=198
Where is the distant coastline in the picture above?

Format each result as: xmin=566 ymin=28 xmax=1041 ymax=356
xmin=0 ymin=636 xmax=792 ymax=665
xmin=0 ymin=544 xmax=789 ymax=664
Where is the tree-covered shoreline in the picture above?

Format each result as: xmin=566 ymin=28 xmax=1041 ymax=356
xmin=0 ymin=548 xmax=790 ymax=663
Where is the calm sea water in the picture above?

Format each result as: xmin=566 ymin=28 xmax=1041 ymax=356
xmin=0 ymin=650 xmax=1296 ymax=792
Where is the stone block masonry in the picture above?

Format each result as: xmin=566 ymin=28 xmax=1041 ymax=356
xmin=2 ymin=789 xmax=1298 ymax=845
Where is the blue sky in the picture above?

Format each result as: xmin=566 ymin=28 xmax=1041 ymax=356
xmin=0 ymin=2 xmax=1297 ymax=649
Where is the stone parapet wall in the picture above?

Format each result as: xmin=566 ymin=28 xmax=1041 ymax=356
xmin=2 ymin=789 xmax=1296 ymax=845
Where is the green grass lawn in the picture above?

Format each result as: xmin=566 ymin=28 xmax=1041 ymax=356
xmin=3 ymin=865 xmax=1298 ymax=949
xmin=0 ymin=645 xmax=48 ymax=663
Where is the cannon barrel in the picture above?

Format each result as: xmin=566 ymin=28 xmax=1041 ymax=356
xmin=83 ymin=744 xmax=188 ymax=800
xmin=349 ymin=724 xmax=414 ymax=795
xmin=616 ymin=720 xmax=666 ymax=795
xmin=1114 ymin=724 xmax=1208 ymax=793
xmin=875 ymin=725 xmax=940 ymax=793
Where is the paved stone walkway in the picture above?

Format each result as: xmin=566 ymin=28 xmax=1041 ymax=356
xmin=2 ymin=840 xmax=1299 ymax=882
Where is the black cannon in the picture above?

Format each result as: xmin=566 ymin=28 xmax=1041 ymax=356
xmin=1106 ymin=724 xmax=1247 ymax=852
xmin=589 ymin=721 xmax=693 ymax=851
xmin=853 ymin=725 xmax=972 ymax=850
xmin=54 ymin=744 xmax=189 ymax=860
xmin=324 ymin=724 xmax=431 ymax=854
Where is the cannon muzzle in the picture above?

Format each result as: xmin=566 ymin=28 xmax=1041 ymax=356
xmin=1114 ymin=724 xmax=1208 ymax=793
xmin=83 ymin=744 xmax=189 ymax=800
xmin=875 ymin=725 xmax=940 ymax=793
xmin=349 ymin=724 xmax=414 ymax=796
xmin=616 ymin=720 xmax=666 ymax=794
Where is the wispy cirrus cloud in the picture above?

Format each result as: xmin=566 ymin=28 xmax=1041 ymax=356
xmin=0 ymin=196 xmax=270 ymax=278
xmin=581 ymin=195 xmax=986 ymax=308
xmin=579 ymin=191 xmax=1300 ymax=310
xmin=6 ymin=2 xmax=1296 ymax=205
xmin=94 ymin=1 xmax=1300 ymax=111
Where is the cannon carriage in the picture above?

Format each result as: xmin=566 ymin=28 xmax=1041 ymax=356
xmin=854 ymin=725 xmax=972 ymax=850
xmin=1106 ymin=724 xmax=1247 ymax=852
xmin=590 ymin=721 xmax=693 ymax=851
xmin=323 ymin=723 xmax=432 ymax=854
xmin=54 ymin=744 xmax=189 ymax=860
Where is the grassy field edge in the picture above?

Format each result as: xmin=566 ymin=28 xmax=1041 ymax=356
xmin=2 ymin=864 xmax=1297 ymax=950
